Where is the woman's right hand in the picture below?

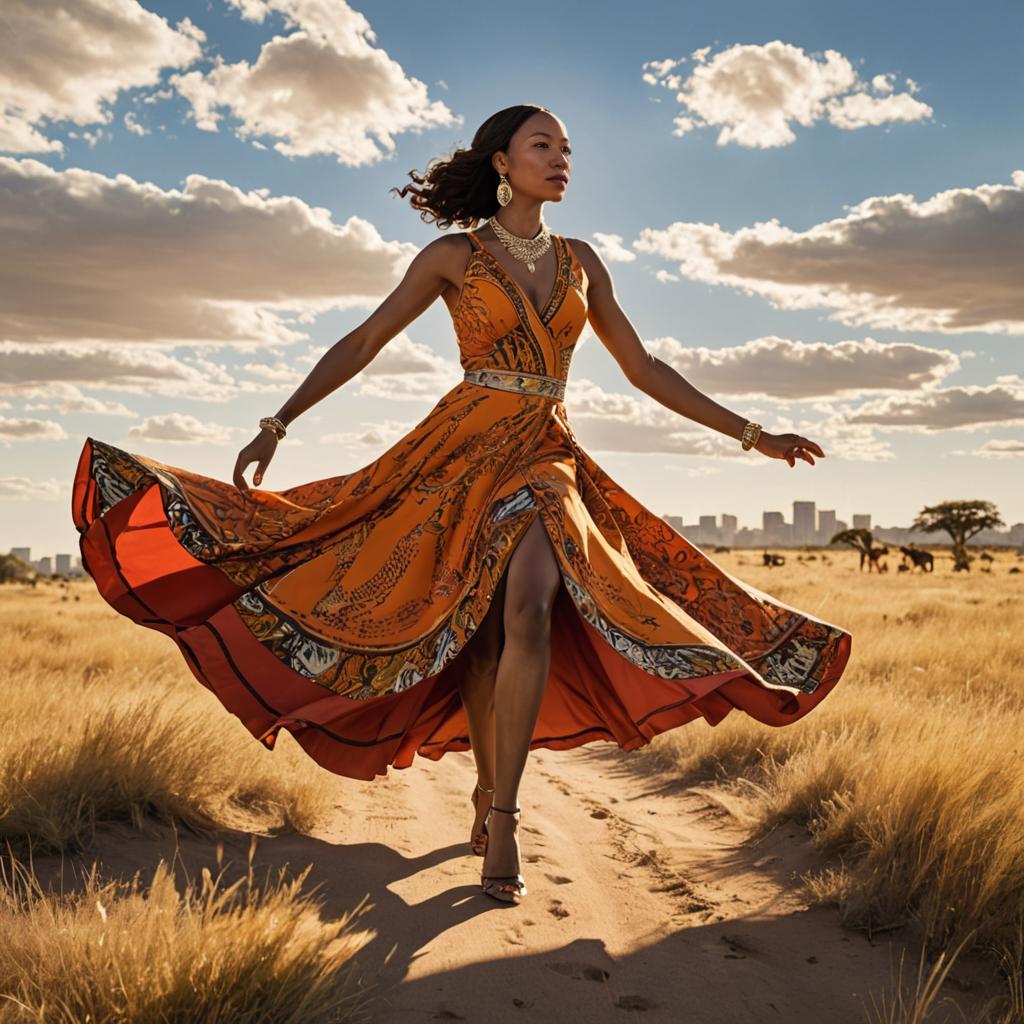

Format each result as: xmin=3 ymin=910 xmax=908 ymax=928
xmin=233 ymin=429 xmax=279 ymax=490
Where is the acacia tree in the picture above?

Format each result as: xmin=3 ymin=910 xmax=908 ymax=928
xmin=911 ymin=500 xmax=1003 ymax=570
xmin=830 ymin=528 xmax=885 ymax=571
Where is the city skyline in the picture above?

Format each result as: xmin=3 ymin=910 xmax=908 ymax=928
xmin=11 ymin=495 xmax=1022 ymax=574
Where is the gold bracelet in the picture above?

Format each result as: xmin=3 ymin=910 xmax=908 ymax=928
xmin=740 ymin=421 xmax=762 ymax=451
xmin=259 ymin=415 xmax=287 ymax=440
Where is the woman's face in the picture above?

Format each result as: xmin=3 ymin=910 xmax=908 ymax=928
xmin=498 ymin=111 xmax=572 ymax=203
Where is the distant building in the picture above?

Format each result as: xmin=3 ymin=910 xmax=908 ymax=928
xmin=37 ymin=556 xmax=52 ymax=575
xmin=818 ymin=509 xmax=837 ymax=545
xmin=763 ymin=511 xmax=785 ymax=546
xmin=10 ymin=547 xmax=31 ymax=564
xmin=852 ymin=513 xmax=872 ymax=530
xmin=793 ymin=501 xmax=816 ymax=545
xmin=55 ymin=554 xmax=72 ymax=575
xmin=662 ymin=514 xmax=684 ymax=534
xmin=698 ymin=515 xmax=719 ymax=545
xmin=720 ymin=514 xmax=737 ymax=546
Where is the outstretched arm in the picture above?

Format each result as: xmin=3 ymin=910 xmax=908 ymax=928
xmin=571 ymin=238 xmax=825 ymax=468
xmin=233 ymin=236 xmax=463 ymax=489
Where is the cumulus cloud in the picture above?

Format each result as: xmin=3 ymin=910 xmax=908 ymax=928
xmin=0 ymin=158 xmax=417 ymax=348
xmin=21 ymin=383 xmax=134 ymax=416
xmin=0 ymin=0 xmax=203 ymax=154
xmin=348 ymin=333 xmax=462 ymax=401
xmin=564 ymin=378 xmax=740 ymax=458
xmin=591 ymin=232 xmax=636 ymax=263
xmin=170 ymin=0 xmax=458 ymax=166
xmin=0 ymin=476 xmax=67 ymax=500
xmin=972 ymin=438 xmax=1024 ymax=458
xmin=558 ymin=376 xmax=896 ymax=462
xmin=645 ymin=335 xmax=962 ymax=400
xmin=642 ymin=41 xmax=931 ymax=147
xmin=127 ymin=413 xmax=237 ymax=444
xmin=0 ymin=416 xmax=67 ymax=443
xmin=842 ymin=376 xmax=1024 ymax=432
xmin=321 ymin=418 xmax=417 ymax=447
xmin=634 ymin=170 xmax=1024 ymax=334
xmin=0 ymin=342 xmax=241 ymax=402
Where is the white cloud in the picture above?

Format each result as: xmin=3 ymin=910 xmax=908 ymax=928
xmin=642 ymin=41 xmax=931 ymax=147
xmin=349 ymin=333 xmax=462 ymax=400
xmin=973 ymin=438 xmax=1024 ymax=458
xmin=591 ymin=232 xmax=637 ymax=263
xmin=170 ymin=0 xmax=458 ymax=166
xmin=644 ymin=335 xmax=962 ymax=400
xmin=634 ymin=170 xmax=1024 ymax=334
xmin=0 ymin=0 xmax=203 ymax=154
xmin=127 ymin=413 xmax=237 ymax=444
xmin=0 ymin=416 xmax=67 ymax=443
xmin=844 ymin=376 xmax=1024 ymax=431
xmin=321 ymin=418 xmax=417 ymax=447
xmin=0 ymin=158 xmax=417 ymax=348
xmin=21 ymin=383 xmax=134 ymax=416
xmin=0 ymin=342 xmax=239 ymax=402
xmin=0 ymin=476 xmax=67 ymax=500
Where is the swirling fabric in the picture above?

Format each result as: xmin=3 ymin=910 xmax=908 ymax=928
xmin=71 ymin=231 xmax=851 ymax=781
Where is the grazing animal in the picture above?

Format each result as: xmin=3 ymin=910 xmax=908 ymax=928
xmin=860 ymin=544 xmax=889 ymax=572
xmin=898 ymin=562 xmax=910 ymax=573
xmin=899 ymin=545 xmax=934 ymax=572
xmin=762 ymin=552 xmax=786 ymax=567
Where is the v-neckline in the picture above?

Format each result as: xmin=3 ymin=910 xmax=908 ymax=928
xmin=469 ymin=231 xmax=564 ymax=327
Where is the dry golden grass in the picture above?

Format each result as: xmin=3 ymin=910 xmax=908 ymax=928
xmin=0 ymin=582 xmax=339 ymax=856
xmin=643 ymin=546 xmax=1024 ymax=1023
xmin=1 ymin=580 xmax=377 ymax=1021
xmin=3 ymin=549 xmax=1022 ymax=1022
xmin=0 ymin=840 xmax=376 ymax=1023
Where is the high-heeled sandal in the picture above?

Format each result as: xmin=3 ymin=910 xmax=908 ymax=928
xmin=470 ymin=782 xmax=494 ymax=856
xmin=480 ymin=804 xmax=527 ymax=903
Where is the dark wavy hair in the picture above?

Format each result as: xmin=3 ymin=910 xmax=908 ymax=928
xmin=390 ymin=104 xmax=551 ymax=230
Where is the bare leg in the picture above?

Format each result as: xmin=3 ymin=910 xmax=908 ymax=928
xmin=454 ymin=567 xmax=508 ymax=840
xmin=482 ymin=513 xmax=561 ymax=886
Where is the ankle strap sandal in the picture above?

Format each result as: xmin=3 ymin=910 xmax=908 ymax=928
xmin=480 ymin=805 xmax=527 ymax=903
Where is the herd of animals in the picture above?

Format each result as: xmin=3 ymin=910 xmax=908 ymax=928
xmin=747 ymin=545 xmax=1022 ymax=574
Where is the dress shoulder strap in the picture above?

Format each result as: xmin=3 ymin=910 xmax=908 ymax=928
xmin=465 ymin=230 xmax=483 ymax=251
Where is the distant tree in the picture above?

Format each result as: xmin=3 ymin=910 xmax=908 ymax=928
xmin=0 ymin=553 xmax=35 ymax=584
xmin=831 ymin=528 xmax=887 ymax=572
xmin=911 ymin=500 xmax=1004 ymax=571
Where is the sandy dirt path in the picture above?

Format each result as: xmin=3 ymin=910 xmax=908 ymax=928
xmin=291 ymin=743 xmax=995 ymax=1024
xmin=50 ymin=739 xmax=998 ymax=1023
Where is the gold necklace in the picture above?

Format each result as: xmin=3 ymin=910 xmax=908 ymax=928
xmin=486 ymin=214 xmax=552 ymax=273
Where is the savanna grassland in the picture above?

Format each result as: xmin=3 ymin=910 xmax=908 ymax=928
xmin=645 ymin=546 xmax=1024 ymax=1023
xmin=1 ymin=546 xmax=1022 ymax=1023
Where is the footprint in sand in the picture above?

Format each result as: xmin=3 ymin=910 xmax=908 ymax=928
xmin=589 ymin=808 xmax=609 ymax=819
xmin=547 ymin=898 xmax=570 ymax=919
xmin=544 ymin=873 xmax=572 ymax=885
xmin=615 ymin=994 xmax=652 ymax=1011
xmin=545 ymin=961 xmax=610 ymax=982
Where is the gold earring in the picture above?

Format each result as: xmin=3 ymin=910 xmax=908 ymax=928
xmin=496 ymin=173 xmax=512 ymax=207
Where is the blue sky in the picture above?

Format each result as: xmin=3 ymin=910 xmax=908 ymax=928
xmin=2 ymin=0 xmax=1022 ymax=561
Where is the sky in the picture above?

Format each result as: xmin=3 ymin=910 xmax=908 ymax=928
xmin=2 ymin=0 xmax=1022 ymax=561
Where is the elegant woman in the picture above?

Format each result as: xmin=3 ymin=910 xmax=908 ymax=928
xmin=72 ymin=104 xmax=851 ymax=906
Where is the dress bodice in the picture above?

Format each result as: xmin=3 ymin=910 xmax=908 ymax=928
xmin=450 ymin=231 xmax=589 ymax=382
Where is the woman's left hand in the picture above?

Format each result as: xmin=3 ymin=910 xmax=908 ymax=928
xmin=754 ymin=431 xmax=826 ymax=467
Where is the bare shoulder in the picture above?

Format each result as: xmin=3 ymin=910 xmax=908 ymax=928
xmin=412 ymin=232 xmax=475 ymax=286
xmin=563 ymin=236 xmax=609 ymax=285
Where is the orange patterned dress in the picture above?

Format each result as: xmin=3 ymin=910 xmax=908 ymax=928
xmin=72 ymin=230 xmax=851 ymax=781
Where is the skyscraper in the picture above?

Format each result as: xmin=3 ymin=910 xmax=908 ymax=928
xmin=763 ymin=511 xmax=785 ymax=545
xmin=793 ymin=501 xmax=816 ymax=545
xmin=852 ymin=513 xmax=872 ymax=530
xmin=818 ymin=509 xmax=837 ymax=545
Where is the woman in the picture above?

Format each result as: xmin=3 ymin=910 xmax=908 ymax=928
xmin=72 ymin=104 xmax=851 ymax=906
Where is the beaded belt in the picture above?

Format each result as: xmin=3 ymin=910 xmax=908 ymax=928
xmin=463 ymin=368 xmax=566 ymax=401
